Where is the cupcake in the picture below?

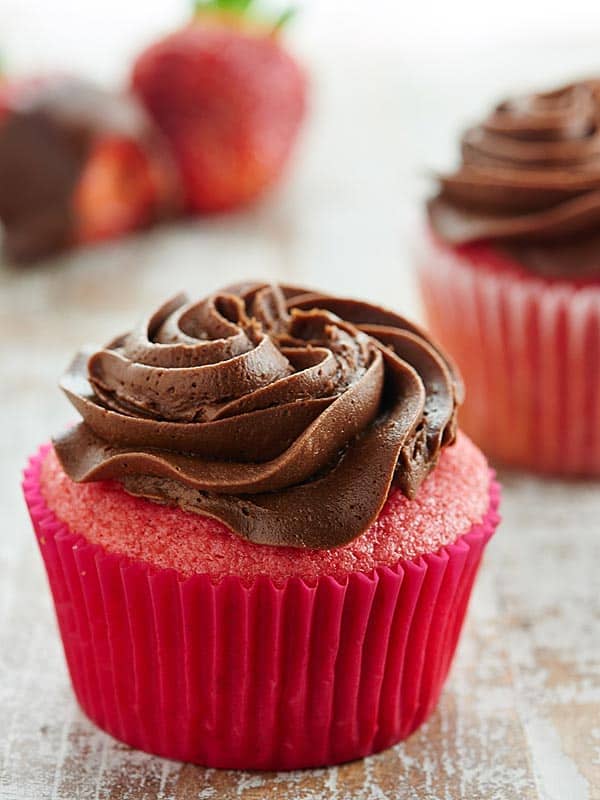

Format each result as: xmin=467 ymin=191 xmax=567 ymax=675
xmin=23 ymin=283 xmax=500 ymax=769
xmin=419 ymin=79 xmax=600 ymax=474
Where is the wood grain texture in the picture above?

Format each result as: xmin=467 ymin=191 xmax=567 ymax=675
xmin=1 ymin=51 xmax=599 ymax=800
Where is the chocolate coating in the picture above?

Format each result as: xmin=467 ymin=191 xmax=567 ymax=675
xmin=428 ymin=79 xmax=600 ymax=276
xmin=54 ymin=284 xmax=462 ymax=549
xmin=0 ymin=76 xmax=173 ymax=263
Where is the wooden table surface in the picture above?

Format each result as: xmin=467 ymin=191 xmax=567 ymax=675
xmin=1 ymin=49 xmax=599 ymax=800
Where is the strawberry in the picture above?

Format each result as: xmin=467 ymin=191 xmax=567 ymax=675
xmin=73 ymin=133 xmax=177 ymax=246
xmin=0 ymin=76 xmax=180 ymax=263
xmin=131 ymin=0 xmax=306 ymax=213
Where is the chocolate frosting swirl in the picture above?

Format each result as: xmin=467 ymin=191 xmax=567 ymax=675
xmin=54 ymin=284 xmax=462 ymax=549
xmin=428 ymin=79 xmax=600 ymax=276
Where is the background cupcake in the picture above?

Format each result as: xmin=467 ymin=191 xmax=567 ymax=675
xmin=419 ymin=79 xmax=600 ymax=474
xmin=23 ymin=283 xmax=500 ymax=770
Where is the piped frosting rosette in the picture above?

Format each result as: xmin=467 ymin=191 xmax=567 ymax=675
xmin=55 ymin=283 xmax=462 ymax=548
xmin=429 ymin=80 xmax=600 ymax=247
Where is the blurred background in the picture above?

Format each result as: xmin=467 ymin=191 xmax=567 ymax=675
xmin=4 ymin=0 xmax=600 ymax=439
xmin=4 ymin=0 xmax=600 ymax=289
xmin=6 ymin=0 xmax=600 ymax=81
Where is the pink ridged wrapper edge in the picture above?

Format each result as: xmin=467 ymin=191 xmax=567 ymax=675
xmin=418 ymin=232 xmax=600 ymax=475
xmin=22 ymin=445 xmax=500 ymax=770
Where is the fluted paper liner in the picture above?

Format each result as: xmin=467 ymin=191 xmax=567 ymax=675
xmin=23 ymin=446 xmax=500 ymax=769
xmin=419 ymin=233 xmax=600 ymax=475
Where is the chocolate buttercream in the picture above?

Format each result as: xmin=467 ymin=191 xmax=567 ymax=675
xmin=428 ymin=79 xmax=600 ymax=276
xmin=53 ymin=284 xmax=462 ymax=548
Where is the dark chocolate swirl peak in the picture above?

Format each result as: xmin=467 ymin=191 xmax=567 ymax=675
xmin=54 ymin=284 xmax=462 ymax=549
xmin=429 ymin=79 xmax=600 ymax=252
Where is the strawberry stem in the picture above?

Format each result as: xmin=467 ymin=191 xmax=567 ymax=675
xmin=273 ymin=6 xmax=297 ymax=31
xmin=193 ymin=0 xmax=296 ymax=32
xmin=194 ymin=0 xmax=255 ymax=14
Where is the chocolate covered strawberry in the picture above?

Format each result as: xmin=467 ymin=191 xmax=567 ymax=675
xmin=131 ymin=0 xmax=306 ymax=213
xmin=0 ymin=76 xmax=180 ymax=263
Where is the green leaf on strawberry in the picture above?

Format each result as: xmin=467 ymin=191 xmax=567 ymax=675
xmin=193 ymin=0 xmax=296 ymax=34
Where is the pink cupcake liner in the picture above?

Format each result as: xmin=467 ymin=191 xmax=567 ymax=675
xmin=23 ymin=446 xmax=500 ymax=770
xmin=418 ymin=233 xmax=600 ymax=475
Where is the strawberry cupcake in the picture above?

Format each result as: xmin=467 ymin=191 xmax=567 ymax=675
xmin=23 ymin=283 xmax=500 ymax=769
xmin=420 ymin=79 xmax=600 ymax=474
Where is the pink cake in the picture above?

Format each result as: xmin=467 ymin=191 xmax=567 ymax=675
xmin=39 ymin=432 xmax=490 ymax=582
xmin=23 ymin=283 xmax=501 ymax=769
